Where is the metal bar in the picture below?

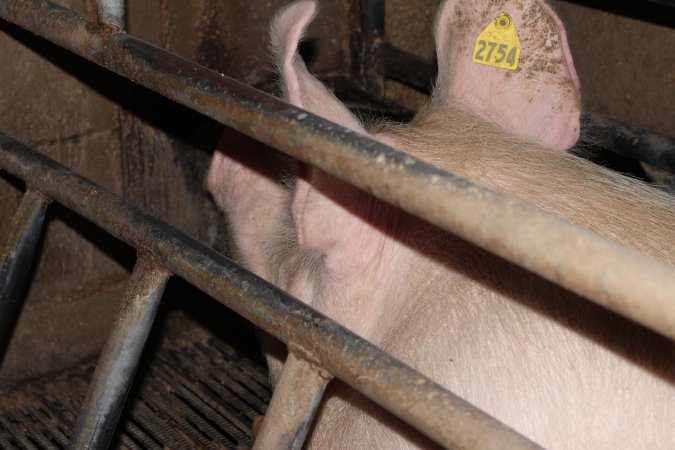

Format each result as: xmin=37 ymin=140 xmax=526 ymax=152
xmin=1 ymin=0 xmax=673 ymax=341
xmin=85 ymin=0 xmax=124 ymax=33
xmin=0 ymin=134 xmax=540 ymax=449
xmin=383 ymin=43 xmax=436 ymax=92
xmin=582 ymin=113 xmax=675 ymax=173
xmin=68 ymin=256 xmax=170 ymax=450
xmin=253 ymin=352 xmax=331 ymax=450
xmin=0 ymin=189 xmax=50 ymax=351
xmin=352 ymin=0 xmax=386 ymax=96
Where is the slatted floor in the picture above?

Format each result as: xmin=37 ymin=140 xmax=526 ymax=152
xmin=0 ymin=339 xmax=270 ymax=449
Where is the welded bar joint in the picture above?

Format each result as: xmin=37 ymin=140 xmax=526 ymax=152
xmin=86 ymin=0 xmax=125 ymax=33
xmin=0 ymin=189 xmax=50 ymax=351
xmin=68 ymin=255 xmax=170 ymax=450
xmin=253 ymin=351 xmax=332 ymax=450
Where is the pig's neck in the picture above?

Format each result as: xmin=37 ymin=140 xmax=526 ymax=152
xmin=290 ymin=188 xmax=436 ymax=341
xmin=377 ymin=106 xmax=675 ymax=265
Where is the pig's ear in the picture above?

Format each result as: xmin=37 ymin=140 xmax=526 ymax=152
xmin=433 ymin=0 xmax=581 ymax=151
xmin=270 ymin=0 xmax=365 ymax=132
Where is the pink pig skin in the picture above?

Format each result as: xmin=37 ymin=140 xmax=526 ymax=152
xmin=207 ymin=1 xmax=675 ymax=448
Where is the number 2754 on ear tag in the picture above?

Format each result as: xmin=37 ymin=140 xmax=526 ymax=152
xmin=473 ymin=13 xmax=521 ymax=70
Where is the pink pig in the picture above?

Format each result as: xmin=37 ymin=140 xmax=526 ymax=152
xmin=208 ymin=0 xmax=675 ymax=448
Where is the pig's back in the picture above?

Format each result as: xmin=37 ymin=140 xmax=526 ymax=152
xmin=307 ymin=234 xmax=675 ymax=449
xmin=306 ymin=109 xmax=675 ymax=447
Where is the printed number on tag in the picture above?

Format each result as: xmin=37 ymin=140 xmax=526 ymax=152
xmin=473 ymin=13 xmax=521 ymax=70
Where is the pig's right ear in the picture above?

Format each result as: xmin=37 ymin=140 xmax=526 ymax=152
xmin=433 ymin=0 xmax=581 ymax=151
xmin=270 ymin=1 xmax=365 ymax=133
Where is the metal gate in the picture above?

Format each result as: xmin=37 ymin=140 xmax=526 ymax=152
xmin=1 ymin=0 xmax=674 ymax=449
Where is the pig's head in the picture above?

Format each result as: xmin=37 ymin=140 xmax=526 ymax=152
xmin=271 ymin=0 xmax=582 ymax=248
xmin=207 ymin=0 xmax=582 ymax=335
xmin=434 ymin=0 xmax=581 ymax=150
xmin=272 ymin=0 xmax=581 ymax=148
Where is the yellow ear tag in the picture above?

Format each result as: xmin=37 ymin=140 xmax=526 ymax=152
xmin=472 ymin=13 xmax=521 ymax=70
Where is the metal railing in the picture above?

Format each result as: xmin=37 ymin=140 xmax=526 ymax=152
xmin=0 ymin=133 xmax=541 ymax=449
xmin=0 ymin=0 xmax=674 ymax=449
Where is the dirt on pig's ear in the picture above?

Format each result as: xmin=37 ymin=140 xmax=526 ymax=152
xmin=270 ymin=0 xmax=366 ymax=133
xmin=432 ymin=0 xmax=581 ymax=151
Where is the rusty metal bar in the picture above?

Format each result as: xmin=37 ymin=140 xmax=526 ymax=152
xmin=0 ymin=134 xmax=541 ymax=449
xmin=68 ymin=256 xmax=170 ymax=450
xmin=0 ymin=189 xmax=50 ymax=352
xmin=253 ymin=352 xmax=331 ymax=450
xmin=353 ymin=0 xmax=386 ymax=96
xmin=1 ymin=0 xmax=673 ymax=342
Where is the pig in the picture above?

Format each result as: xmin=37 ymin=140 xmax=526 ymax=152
xmin=207 ymin=0 xmax=675 ymax=448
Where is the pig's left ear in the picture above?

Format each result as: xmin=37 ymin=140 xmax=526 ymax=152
xmin=270 ymin=0 xmax=366 ymax=133
xmin=433 ymin=0 xmax=581 ymax=151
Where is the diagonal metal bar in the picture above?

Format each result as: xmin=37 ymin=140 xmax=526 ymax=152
xmin=253 ymin=352 xmax=332 ymax=450
xmin=0 ymin=189 xmax=50 ymax=352
xmin=0 ymin=0 xmax=673 ymax=343
xmin=68 ymin=255 xmax=171 ymax=450
xmin=0 ymin=133 xmax=541 ymax=450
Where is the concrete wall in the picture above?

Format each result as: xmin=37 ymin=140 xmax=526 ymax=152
xmin=0 ymin=0 xmax=227 ymax=384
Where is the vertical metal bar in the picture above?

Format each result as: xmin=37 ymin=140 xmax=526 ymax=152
xmin=85 ymin=0 xmax=125 ymax=32
xmin=353 ymin=0 xmax=385 ymax=96
xmin=0 ymin=189 xmax=50 ymax=352
xmin=253 ymin=352 xmax=332 ymax=450
xmin=68 ymin=256 xmax=170 ymax=450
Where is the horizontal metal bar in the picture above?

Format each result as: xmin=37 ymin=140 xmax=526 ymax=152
xmin=2 ymin=0 xmax=674 ymax=341
xmin=0 ymin=134 xmax=540 ymax=449
xmin=69 ymin=256 xmax=170 ymax=450
xmin=253 ymin=352 xmax=331 ymax=450
xmin=383 ymin=43 xmax=436 ymax=92
xmin=582 ymin=113 xmax=675 ymax=173
xmin=0 ymin=189 xmax=50 ymax=352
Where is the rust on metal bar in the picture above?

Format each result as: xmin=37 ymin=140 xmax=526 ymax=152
xmin=69 ymin=255 xmax=171 ymax=450
xmin=253 ymin=352 xmax=332 ymax=450
xmin=85 ymin=0 xmax=124 ymax=34
xmin=0 ymin=189 xmax=50 ymax=352
xmin=353 ymin=0 xmax=386 ymax=97
xmin=0 ymin=133 xmax=541 ymax=450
